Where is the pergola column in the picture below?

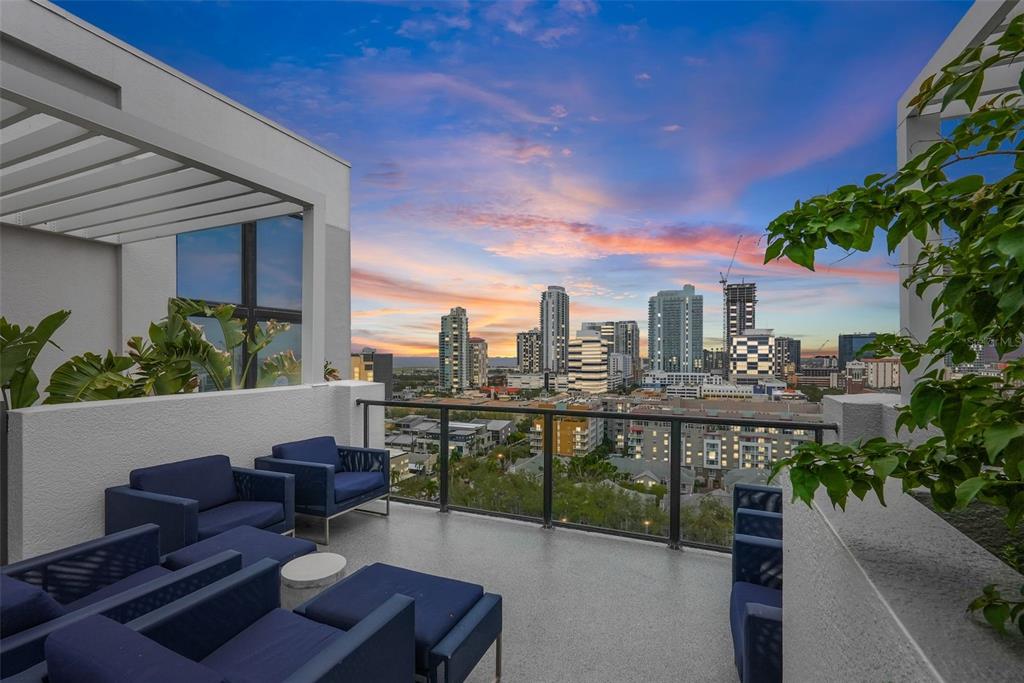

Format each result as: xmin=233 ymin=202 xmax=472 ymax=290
xmin=896 ymin=112 xmax=941 ymax=403
xmin=301 ymin=201 xmax=327 ymax=384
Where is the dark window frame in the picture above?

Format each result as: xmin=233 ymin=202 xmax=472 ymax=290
xmin=179 ymin=216 xmax=302 ymax=389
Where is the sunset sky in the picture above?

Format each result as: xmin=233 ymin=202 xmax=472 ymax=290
xmin=61 ymin=0 xmax=971 ymax=358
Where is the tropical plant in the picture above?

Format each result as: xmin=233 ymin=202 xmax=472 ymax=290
xmin=764 ymin=15 xmax=1024 ymax=634
xmin=45 ymin=298 xmax=291 ymax=403
xmin=0 ymin=310 xmax=69 ymax=408
xmin=259 ymin=350 xmax=302 ymax=387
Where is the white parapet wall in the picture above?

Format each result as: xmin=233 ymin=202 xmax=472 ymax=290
xmin=5 ymin=381 xmax=384 ymax=561
xmin=784 ymin=395 xmax=1024 ymax=680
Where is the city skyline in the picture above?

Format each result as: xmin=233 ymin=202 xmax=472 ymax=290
xmin=59 ymin=1 xmax=972 ymax=358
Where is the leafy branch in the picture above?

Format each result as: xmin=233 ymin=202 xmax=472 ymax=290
xmin=765 ymin=15 xmax=1024 ymax=635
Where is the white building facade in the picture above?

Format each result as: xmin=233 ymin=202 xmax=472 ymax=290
xmin=540 ymin=285 xmax=570 ymax=374
xmin=439 ymin=307 xmax=469 ymax=393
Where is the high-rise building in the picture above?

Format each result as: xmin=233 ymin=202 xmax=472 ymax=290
xmin=469 ymin=337 xmax=488 ymax=388
xmin=608 ymin=352 xmax=633 ymax=390
xmin=703 ymin=347 xmax=726 ymax=374
xmin=648 ymin=286 xmax=704 ymax=373
xmin=838 ymin=332 xmax=878 ymax=369
xmin=438 ymin=307 xmax=469 ymax=393
xmin=350 ymin=347 xmax=394 ymax=399
xmin=580 ymin=320 xmax=641 ymax=385
xmin=568 ymin=328 xmax=610 ymax=394
xmin=723 ymin=282 xmax=757 ymax=357
xmin=775 ymin=336 xmax=801 ymax=376
xmin=540 ymin=285 xmax=570 ymax=374
xmin=730 ymin=328 xmax=776 ymax=384
xmin=516 ymin=328 xmax=542 ymax=373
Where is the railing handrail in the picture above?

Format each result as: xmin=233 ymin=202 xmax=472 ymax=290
xmin=356 ymin=397 xmax=838 ymax=433
xmin=358 ymin=396 xmax=831 ymax=553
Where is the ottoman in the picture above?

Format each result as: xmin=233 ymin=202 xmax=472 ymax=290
xmin=162 ymin=525 xmax=315 ymax=570
xmin=298 ymin=563 xmax=502 ymax=683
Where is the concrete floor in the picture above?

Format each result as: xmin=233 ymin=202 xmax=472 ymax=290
xmin=297 ymin=501 xmax=736 ymax=683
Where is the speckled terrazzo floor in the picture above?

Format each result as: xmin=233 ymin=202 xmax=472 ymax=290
xmin=297 ymin=502 xmax=735 ymax=683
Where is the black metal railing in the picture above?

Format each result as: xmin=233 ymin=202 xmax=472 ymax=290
xmin=358 ymin=398 xmax=837 ymax=552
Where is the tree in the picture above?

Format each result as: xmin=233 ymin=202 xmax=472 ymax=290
xmin=765 ymin=16 xmax=1024 ymax=634
xmin=681 ymin=495 xmax=733 ymax=546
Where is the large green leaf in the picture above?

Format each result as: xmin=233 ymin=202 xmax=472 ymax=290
xmin=44 ymin=352 xmax=139 ymax=404
xmin=0 ymin=310 xmax=70 ymax=408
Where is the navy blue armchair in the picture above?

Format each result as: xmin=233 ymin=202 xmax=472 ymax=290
xmin=733 ymin=483 xmax=783 ymax=516
xmin=1 ymin=524 xmax=241 ymax=676
xmin=735 ymin=508 xmax=783 ymax=540
xmin=105 ymin=455 xmax=295 ymax=554
xmin=730 ymin=534 xmax=783 ymax=683
xmin=17 ymin=559 xmax=415 ymax=683
xmin=255 ymin=436 xmax=389 ymax=544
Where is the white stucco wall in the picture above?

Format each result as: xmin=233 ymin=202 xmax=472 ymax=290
xmin=786 ymin=393 xmax=1024 ymax=679
xmin=6 ymin=381 xmax=384 ymax=560
xmin=120 ymin=236 xmax=176 ymax=345
xmin=0 ymin=225 xmax=121 ymax=394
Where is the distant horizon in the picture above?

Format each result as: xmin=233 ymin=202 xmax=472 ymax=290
xmin=61 ymin=0 xmax=969 ymax=357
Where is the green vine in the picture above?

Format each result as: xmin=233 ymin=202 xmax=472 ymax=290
xmin=765 ymin=16 xmax=1024 ymax=635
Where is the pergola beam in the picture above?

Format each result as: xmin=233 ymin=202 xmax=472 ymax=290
xmin=0 ymin=118 xmax=93 ymax=169
xmin=49 ymin=180 xmax=250 ymax=232
xmin=8 ymin=166 xmax=215 ymax=224
xmin=1 ymin=137 xmax=140 ymax=195
xmin=111 ymin=201 xmax=302 ymax=244
xmin=0 ymin=154 xmax=183 ymax=215
xmin=69 ymin=192 xmax=278 ymax=239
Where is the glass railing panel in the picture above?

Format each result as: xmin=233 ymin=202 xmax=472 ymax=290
xmin=551 ymin=415 xmax=669 ymax=537
xmin=446 ymin=410 xmax=541 ymax=518
xmin=386 ymin=406 xmax=442 ymax=504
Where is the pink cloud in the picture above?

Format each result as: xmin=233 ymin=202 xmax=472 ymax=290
xmin=356 ymin=71 xmax=551 ymax=124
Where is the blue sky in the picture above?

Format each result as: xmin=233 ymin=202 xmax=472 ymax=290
xmin=59 ymin=0 xmax=971 ymax=357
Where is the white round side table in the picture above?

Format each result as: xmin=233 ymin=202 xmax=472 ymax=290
xmin=280 ymin=552 xmax=347 ymax=610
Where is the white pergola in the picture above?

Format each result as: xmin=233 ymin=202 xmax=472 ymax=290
xmin=0 ymin=57 xmax=330 ymax=383
xmin=896 ymin=0 xmax=1022 ymax=400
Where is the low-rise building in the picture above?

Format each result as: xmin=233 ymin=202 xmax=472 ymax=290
xmin=529 ymin=402 xmax=604 ymax=457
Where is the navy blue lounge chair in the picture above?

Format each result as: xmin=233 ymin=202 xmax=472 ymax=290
xmin=105 ymin=454 xmax=295 ymax=553
xmin=8 ymin=559 xmax=415 ymax=683
xmin=255 ymin=436 xmax=389 ymax=544
xmin=0 ymin=524 xmax=240 ymax=676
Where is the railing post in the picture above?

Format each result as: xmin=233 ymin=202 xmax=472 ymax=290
xmin=814 ymin=427 xmax=824 ymax=445
xmin=668 ymin=419 xmax=682 ymax=550
xmin=542 ymin=412 xmax=554 ymax=529
xmin=362 ymin=401 xmax=369 ymax=449
xmin=439 ymin=407 xmax=450 ymax=513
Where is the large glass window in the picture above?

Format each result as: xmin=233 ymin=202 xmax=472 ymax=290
xmin=176 ymin=215 xmax=303 ymax=388
xmin=176 ymin=225 xmax=242 ymax=303
xmin=257 ymin=216 xmax=303 ymax=310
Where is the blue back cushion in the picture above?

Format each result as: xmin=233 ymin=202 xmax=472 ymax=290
xmin=45 ymin=614 xmax=224 ymax=683
xmin=130 ymin=455 xmax=237 ymax=512
xmin=0 ymin=574 xmax=67 ymax=637
xmin=272 ymin=436 xmax=338 ymax=468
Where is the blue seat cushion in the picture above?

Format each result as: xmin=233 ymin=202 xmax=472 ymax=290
xmin=202 ymin=608 xmax=342 ymax=683
xmin=0 ymin=574 xmax=67 ymax=638
xmin=304 ymin=563 xmax=484 ymax=671
xmin=730 ymin=581 xmax=782 ymax=674
xmin=64 ymin=564 xmax=173 ymax=612
xmin=45 ymin=614 xmax=224 ymax=683
xmin=163 ymin=525 xmax=315 ymax=570
xmin=197 ymin=501 xmax=285 ymax=540
xmin=272 ymin=436 xmax=338 ymax=468
xmin=334 ymin=471 xmax=387 ymax=504
xmin=130 ymin=455 xmax=237 ymax=512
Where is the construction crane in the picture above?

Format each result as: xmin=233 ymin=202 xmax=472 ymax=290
xmin=719 ymin=235 xmax=743 ymax=287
